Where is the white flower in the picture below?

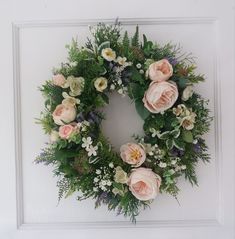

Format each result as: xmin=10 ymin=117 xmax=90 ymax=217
xmin=168 ymin=169 xmax=175 ymax=175
xmin=110 ymin=84 xmax=115 ymax=90
xmin=94 ymin=177 xmax=99 ymax=183
xmin=109 ymin=162 xmax=114 ymax=168
xmin=182 ymin=85 xmax=193 ymax=101
xmin=171 ymin=159 xmax=177 ymax=165
xmin=117 ymin=79 xmax=122 ymax=85
xmin=180 ymin=112 xmax=196 ymax=130
xmin=101 ymin=180 xmax=107 ymax=186
xmin=181 ymin=165 xmax=187 ymax=170
xmin=116 ymin=56 xmax=127 ymax=65
xmin=101 ymin=48 xmax=116 ymax=61
xmin=70 ymin=61 xmax=78 ymax=67
xmin=117 ymin=88 xmax=124 ymax=95
xmin=96 ymin=169 xmax=101 ymax=175
xmin=149 ymin=128 xmax=158 ymax=137
xmin=93 ymin=187 xmax=98 ymax=192
xmin=87 ymin=145 xmax=98 ymax=157
xmin=136 ymin=63 xmax=142 ymax=69
xmin=159 ymin=162 xmax=167 ymax=168
xmin=94 ymin=77 xmax=108 ymax=92
xmin=139 ymin=69 xmax=144 ymax=74
xmin=106 ymin=181 xmax=112 ymax=186
xmin=82 ymin=137 xmax=92 ymax=149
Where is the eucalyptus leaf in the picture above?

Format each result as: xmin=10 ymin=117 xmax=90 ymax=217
xmin=182 ymin=130 xmax=193 ymax=143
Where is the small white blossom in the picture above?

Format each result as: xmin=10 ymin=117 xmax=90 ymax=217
xmin=117 ymin=79 xmax=122 ymax=85
xmin=109 ymin=162 xmax=114 ymax=168
xmin=87 ymin=145 xmax=98 ymax=157
xmin=96 ymin=169 xmax=101 ymax=175
xmin=110 ymin=84 xmax=115 ymax=90
xmin=159 ymin=162 xmax=167 ymax=168
xmin=181 ymin=165 xmax=187 ymax=170
xmin=139 ymin=69 xmax=144 ymax=74
xmin=94 ymin=177 xmax=99 ymax=183
xmin=117 ymin=88 xmax=124 ymax=95
xmin=171 ymin=159 xmax=177 ymax=165
xmin=82 ymin=137 xmax=92 ymax=150
xmin=93 ymin=187 xmax=98 ymax=192
xmin=136 ymin=63 xmax=142 ymax=69
xmin=107 ymin=181 xmax=112 ymax=186
xmin=70 ymin=61 xmax=78 ymax=67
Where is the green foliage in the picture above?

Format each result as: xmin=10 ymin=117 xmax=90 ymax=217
xmin=131 ymin=26 xmax=140 ymax=47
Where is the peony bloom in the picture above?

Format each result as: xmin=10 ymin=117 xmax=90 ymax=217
xmin=128 ymin=167 xmax=161 ymax=201
xmin=114 ymin=166 xmax=128 ymax=184
xmin=147 ymin=59 xmax=173 ymax=82
xmin=67 ymin=76 xmax=85 ymax=96
xmin=58 ymin=124 xmax=75 ymax=139
xmin=52 ymin=74 xmax=67 ymax=87
xmin=182 ymin=85 xmax=193 ymax=101
xmin=143 ymin=81 xmax=178 ymax=113
xmin=101 ymin=48 xmax=116 ymax=61
xmin=52 ymin=103 xmax=76 ymax=125
xmin=94 ymin=77 xmax=108 ymax=92
xmin=120 ymin=143 xmax=146 ymax=167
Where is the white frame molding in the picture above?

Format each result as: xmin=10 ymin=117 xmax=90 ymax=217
xmin=12 ymin=17 xmax=222 ymax=230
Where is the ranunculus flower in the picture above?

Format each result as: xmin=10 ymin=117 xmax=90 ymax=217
xmin=52 ymin=103 xmax=76 ymax=125
xmin=101 ymin=48 xmax=116 ymax=61
xmin=128 ymin=167 xmax=161 ymax=201
xmin=143 ymin=81 xmax=178 ymax=113
xmin=182 ymin=85 xmax=193 ymax=101
xmin=67 ymin=76 xmax=85 ymax=96
xmin=94 ymin=77 xmax=108 ymax=92
xmin=147 ymin=59 xmax=173 ymax=82
xmin=58 ymin=124 xmax=75 ymax=139
xmin=114 ymin=166 xmax=128 ymax=184
xmin=120 ymin=143 xmax=146 ymax=167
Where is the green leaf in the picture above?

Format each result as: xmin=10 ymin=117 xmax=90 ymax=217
xmin=158 ymin=131 xmax=171 ymax=140
xmin=94 ymin=94 xmax=108 ymax=107
xmin=182 ymin=130 xmax=193 ymax=143
xmin=166 ymin=139 xmax=174 ymax=150
xmin=129 ymin=83 xmax=145 ymax=100
xmin=98 ymin=41 xmax=110 ymax=53
xmin=171 ymin=129 xmax=181 ymax=138
xmin=178 ymin=78 xmax=189 ymax=88
xmin=55 ymin=150 xmax=80 ymax=161
xmin=173 ymin=138 xmax=185 ymax=150
xmin=135 ymin=99 xmax=150 ymax=120
xmin=113 ymin=182 xmax=124 ymax=190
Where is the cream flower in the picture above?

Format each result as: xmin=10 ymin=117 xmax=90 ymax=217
xmin=180 ymin=112 xmax=196 ymax=130
xmin=67 ymin=76 xmax=85 ymax=96
xmin=120 ymin=143 xmax=146 ymax=167
xmin=62 ymin=92 xmax=80 ymax=106
xmin=116 ymin=56 xmax=127 ymax=65
xmin=101 ymin=48 xmax=116 ymax=61
xmin=182 ymin=85 xmax=193 ymax=101
xmin=94 ymin=77 xmax=108 ymax=92
xmin=114 ymin=166 xmax=128 ymax=184
xmin=173 ymin=104 xmax=187 ymax=116
xmin=128 ymin=167 xmax=161 ymax=201
xmin=50 ymin=130 xmax=59 ymax=142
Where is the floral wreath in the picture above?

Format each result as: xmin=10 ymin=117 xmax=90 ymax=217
xmin=36 ymin=22 xmax=211 ymax=222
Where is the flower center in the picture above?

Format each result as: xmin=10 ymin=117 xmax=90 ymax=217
xmin=130 ymin=149 xmax=141 ymax=161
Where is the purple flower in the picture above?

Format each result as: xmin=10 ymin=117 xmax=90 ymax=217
xmin=165 ymin=57 xmax=178 ymax=66
xmin=170 ymin=147 xmax=184 ymax=157
xmin=193 ymin=143 xmax=201 ymax=153
xmin=76 ymin=112 xmax=85 ymax=122
xmin=87 ymin=111 xmax=102 ymax=125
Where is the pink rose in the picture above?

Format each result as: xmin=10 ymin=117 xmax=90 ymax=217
xmin=52 ymin=74 xmax=66 ymax=87
xmin=143 ymin=81 xmax=178 ymax=113
xmin=147 ymin=59 xmax=173 ymax=82
xmin=52 ymin=103 xmax=76 ymax=125
xmin=120 ymin=143 xmax=146 ymax=167
xmin=59 ymin=124 xmax=75 ymax=139
xmin=128 ymin=167 xmax=161 ymax=201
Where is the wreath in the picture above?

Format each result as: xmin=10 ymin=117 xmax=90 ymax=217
xmin=36 ymin=22 xmax=212 ymax=222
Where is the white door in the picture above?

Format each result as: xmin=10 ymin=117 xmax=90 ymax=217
xmin=0 ymin=0 xmax=234 ymax=238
